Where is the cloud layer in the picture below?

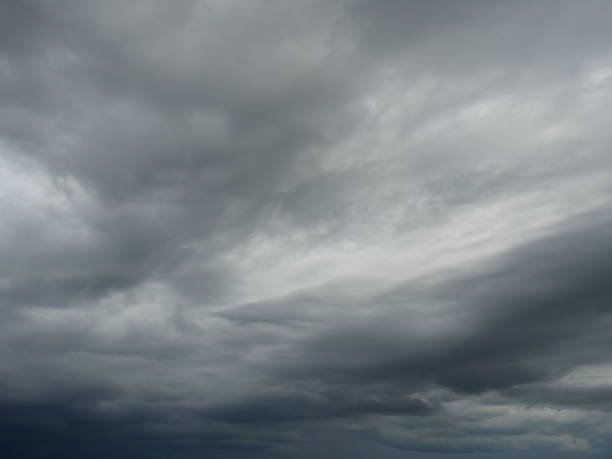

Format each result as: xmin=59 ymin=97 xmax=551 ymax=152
xmin=2 ymin=1 xmax=612 ymax=458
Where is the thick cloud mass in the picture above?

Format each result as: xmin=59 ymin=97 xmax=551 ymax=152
xmin=2 ymin=1 xmax=612 ymax=458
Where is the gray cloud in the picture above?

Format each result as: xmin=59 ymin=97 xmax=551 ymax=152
xmin=2 ymin=1 xmax=612 ymax=458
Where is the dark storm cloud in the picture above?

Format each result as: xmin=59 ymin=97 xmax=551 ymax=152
xmin=288 ymin=209 xmax=612 ymax=387
xmin=206 ymin=390 xmax=437 ymax=424
xmin=212 ymin=207 xmax=612 ymax=452
xmin=0 ymin=399 xmax=276 ymax=459
xmin=2 ymin=1 xmax=612 ymax=458
xmin=350 ymin=0 xmax=612 ymax=78
xmin=0 ymin=0 xmax=370 ymax=311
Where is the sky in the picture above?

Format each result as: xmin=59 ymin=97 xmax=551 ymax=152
xmin=1 ymin=1 xmax=612 ymax=458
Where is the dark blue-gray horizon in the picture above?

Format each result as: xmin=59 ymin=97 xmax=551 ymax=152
xmin=2 ymin=1 xmax=612 ymax=458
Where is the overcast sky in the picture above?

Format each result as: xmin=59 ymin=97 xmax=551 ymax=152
xmin=2 ymin=1 xmax=612 ymax=458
